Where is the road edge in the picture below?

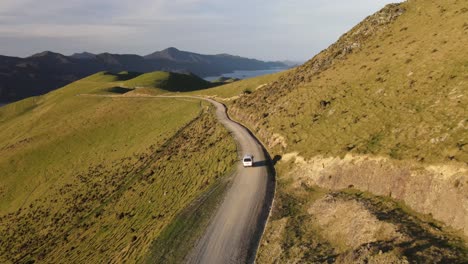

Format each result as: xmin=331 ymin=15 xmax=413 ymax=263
xmin=216 ymin=101 xmax=277 ymax=264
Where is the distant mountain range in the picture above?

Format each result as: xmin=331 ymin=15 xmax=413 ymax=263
xmin=0 ymin=47 xmax=287 ymax=103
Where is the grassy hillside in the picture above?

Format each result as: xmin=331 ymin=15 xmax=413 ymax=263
xmin=230 ymin=1 xmax=467 ymax=164
xmin=187 ymin=0 xmax=468 ymax=262
xmin=0 ymin=72 xmax=237 ymax=262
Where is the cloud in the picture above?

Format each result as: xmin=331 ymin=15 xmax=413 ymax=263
xmin=0 ymin=0 xmax=401 ymax=60
xmin=0 ymin=24 xmax=135 ymax=38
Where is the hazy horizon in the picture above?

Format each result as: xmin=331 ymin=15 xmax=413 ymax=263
xmin=0 ymin=0 xmax=400 ymax=61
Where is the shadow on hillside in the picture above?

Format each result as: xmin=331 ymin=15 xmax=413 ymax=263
xmin=272 ymin=155 xmax=282 ymax=165
xmin=105 ymin=71 xmax=142 ymax=81
xmin=334 ymin=191 xmax=468 ymax=263
xmin=106 ymin=87 xmax=134 ymax=94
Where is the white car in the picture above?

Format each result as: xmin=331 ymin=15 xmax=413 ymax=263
xmin=242 ymin=154 xmax=254 ymax=167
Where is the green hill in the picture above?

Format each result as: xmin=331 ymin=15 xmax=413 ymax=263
xmin=189 ymin=0 xmax=468 ymax=262
xmin=0 ymin=72 xmax=237 ymax=262
xmin=122 ymin=71 xmax=214 ymax=92
xmin=80 ymin=71 xmax=143 ymax=82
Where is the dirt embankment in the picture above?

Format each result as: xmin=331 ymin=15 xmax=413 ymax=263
xmin=285 ymin=153 xmax=468 ymax=238
xmin=257 ymin=165 xmax=468 ymax=263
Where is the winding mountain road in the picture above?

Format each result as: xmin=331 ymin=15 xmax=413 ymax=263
xmin=186 ymin=98 xmax=275 ymax=264
xmin=158 ymin=96 xmax=275 ymax=264
xmin=81 ymin=94 xmax=275 ymax=263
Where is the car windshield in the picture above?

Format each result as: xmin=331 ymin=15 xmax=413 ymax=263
xmin=244 ymin=158 xmax=252 ymax=162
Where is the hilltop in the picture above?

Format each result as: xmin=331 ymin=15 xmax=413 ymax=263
xmin=192 ymin=0 xmax=468 ymax=262
xmin=0 ymin=48 xmax=287 ymax=103
xmin=123 ymin=71 xmax=214 ymax=92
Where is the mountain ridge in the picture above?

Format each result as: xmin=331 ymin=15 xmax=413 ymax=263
xmin=70 ymin=52 xmax=97 ymax=60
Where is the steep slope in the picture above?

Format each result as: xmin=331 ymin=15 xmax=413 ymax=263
xmin=231 ymin=1 xmax=467 ymax=163
xmin=190 ymin=0 xmax=468 ymax=262
xmin=0 ymin=48 xmax=287 ymax=103
xmin=0 ymin=74 xmax=237 ymax=262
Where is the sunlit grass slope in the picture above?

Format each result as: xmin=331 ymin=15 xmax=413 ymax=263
xmin=0 ymin=71 xmax=237 ymax=262
xmin=229 ymin=0 xmax=467 ymax=164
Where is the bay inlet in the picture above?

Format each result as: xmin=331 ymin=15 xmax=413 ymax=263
xmin=204 ymin=68 xmax=287 ymax=82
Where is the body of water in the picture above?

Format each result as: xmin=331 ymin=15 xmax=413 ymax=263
xmin=204 ymin=68 xmax=287 ymax=82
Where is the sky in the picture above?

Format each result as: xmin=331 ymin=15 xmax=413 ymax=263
xmin=0 ymin=0 xmax=400 ymax=61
